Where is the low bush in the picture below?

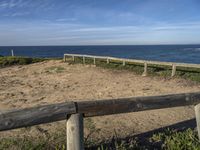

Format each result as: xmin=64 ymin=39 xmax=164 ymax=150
xmin=0 ymin=128 xmax=199 ymax=149
xmin=0 ymin=56 xmax=45 ymax=68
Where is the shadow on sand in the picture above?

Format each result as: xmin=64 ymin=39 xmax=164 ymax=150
xmin=87 ymin=118 xmax=197 ymax=149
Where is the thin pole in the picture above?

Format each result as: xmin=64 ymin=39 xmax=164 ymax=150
xmin=171 ymin=64 xmax=176 ymax=77
xmin=11 ymin=49 xmax=14 ymax=56
xmin=142 ymin=62 xmax=147 ymax=76
xmin=83 ymin=56 xmax=85 ymax=64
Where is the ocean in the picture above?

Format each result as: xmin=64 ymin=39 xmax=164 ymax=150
xmin=0 ymin=45 xmax=200 ymax=64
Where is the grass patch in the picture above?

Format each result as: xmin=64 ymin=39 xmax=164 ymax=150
xmin=84 ymin=118 xmax=101 ymax=147
xmin=150 ymin=128 xmax=200 ymax=150
xmin=0 ymin=137 xmax=47 ymax=150
xmin=0 ymin=129 xmax=199 ymax=149
xmin=45 ymin=66 xmax=65 ymax=73
xmin=65 ymin=56 xmax=200 ymax=82
xmin=0 ymin=56 xmax=46 ymax=68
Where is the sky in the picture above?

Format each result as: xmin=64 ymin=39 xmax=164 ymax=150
xmin=0 ymin=0 xmax=200 ymax=46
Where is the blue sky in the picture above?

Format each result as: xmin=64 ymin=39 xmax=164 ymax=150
xmin=0 ymin=0 xmax=200 ymax=46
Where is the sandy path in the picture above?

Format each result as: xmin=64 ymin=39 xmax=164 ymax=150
xmin=0 ymin=60 xmax=200 ymax=140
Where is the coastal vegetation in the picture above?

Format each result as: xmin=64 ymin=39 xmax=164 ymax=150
xmin=66 ymin=56 xmax=200 ymax=82
xmin=0 ymin=128 xmax=199 ymax=149
xmin=0 ymin=56 xmax=46 ymax=68
xmin=1 ymin=55 xmax=200 ymax=83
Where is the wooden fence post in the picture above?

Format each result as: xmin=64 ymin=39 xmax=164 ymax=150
xmin=93 ymin=57 xmax=96 ymax=65
xmin=66 ymin=113 xmax=84 ymax=150
xmin=83 ymin=56 xmax=85 ymax=64
xmin=122 ymin=60 xmax=125 ymax=66
xmin=142 ymin=62 xmax=147 ymax=76
xmin=107 ymin=58 xmax=109 ymax=64
xmin=195 ymin=104 xmax=200 ymax=140
xmin=171 ymin=64 xmax=176 ymax=77
xmin=64 ymin=55 xmax=66 ymax=62
xmin=72 ymin=56 xmax=75 ymax=61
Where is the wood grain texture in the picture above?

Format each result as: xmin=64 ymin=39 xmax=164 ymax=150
xmin=0 ymin=102 xmax=76 ymax=131
xmin=77 ymin=92 xmax=200 ymax=117
xmin=67 ymin=114 xmax=84 ymax=150
xmin=1 ymin=92 xmax=200 ymax=131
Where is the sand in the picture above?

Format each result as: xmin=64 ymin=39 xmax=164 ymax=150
xmin=0 ymin=60 xmax=200 ymax=140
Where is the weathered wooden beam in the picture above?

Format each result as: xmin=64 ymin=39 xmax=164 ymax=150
xmin=77 ymin=92 xmax=200 ymax=117
xmin=0 ymin=102 xmax=76 ymax=131
xmin=72 ymin=55 xmax=75 ymax=61
xmin=66 ymin=114 xmax=84 ymax=150
xmin=93 ymin=57 xmax=96 ymax=65
xmin=1 ymin=92 xmax=200 ymax=132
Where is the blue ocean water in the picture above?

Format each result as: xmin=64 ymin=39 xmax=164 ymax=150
xmin=0 ymin=45 xmax=200 ymax=64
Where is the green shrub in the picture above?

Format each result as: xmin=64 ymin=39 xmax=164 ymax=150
xmin=0 ymin=56 xmax=45 ymax=68
xmin=0 ymin=129 xmax=199 ymax=149
xmin=0 ymin=137 xmax=47 ymax=150
xmin=150 ymin=129 xmax=200 ymax=149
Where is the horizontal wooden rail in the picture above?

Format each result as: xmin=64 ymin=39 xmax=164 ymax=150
xmin=77 ymin=92 xmax=200 ymax=117
xmin=0 ymin=92 xmax=200 ymax=131
xmin=0 ymin=102 xmax=76 ymax=131
xmin=64 ymin=53 xmax=200 ymax=69
xmin=64 ymin=53 xmax=200 ymax=77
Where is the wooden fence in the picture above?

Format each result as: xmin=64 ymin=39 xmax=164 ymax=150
xmin=64 ymin=53 xmax=200 ymax=77
xmin=1 ymin=92 xmax=200 ymax=149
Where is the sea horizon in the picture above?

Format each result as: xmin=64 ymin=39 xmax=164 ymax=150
xmin=1 ymin=43 xmax=200 ymax=47
xmin=1 ymin=44 xmax=200 ymax=64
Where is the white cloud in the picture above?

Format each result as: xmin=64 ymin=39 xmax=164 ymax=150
xmin=0 ymin=0 xmax=22 ymax=9
xmin=3 ymin=12 xmax=30 ymax=17
xmin=55 ymin=18 xmax=77 ymax=22
xmin=1 ymin=18 xmax=200 ymax=45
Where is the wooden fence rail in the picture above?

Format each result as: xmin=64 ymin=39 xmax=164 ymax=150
xmin=64 ymin=53 xmax=200 ymax=77
xmin=1 ymin=92 xmax=200 ymax=149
